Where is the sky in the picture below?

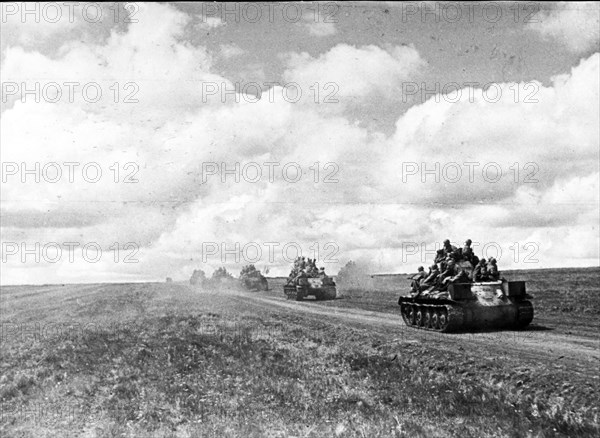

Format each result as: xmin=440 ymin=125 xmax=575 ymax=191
xmin=1 ymin=2 xmax=599 ymax=284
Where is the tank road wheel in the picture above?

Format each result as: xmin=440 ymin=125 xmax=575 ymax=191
xmin=295 ymin=287 xmax=305 ymax=302
xmin=423 ymin=308 xmax=432 ymax=328
xmin=438 ymin=308 xmax=449 ymax=332
xmin=431 ymin=309 xmax=440 ymax=330
xmin=407 ymin=306 xmax=416 ymax=325
xmin=415 ymin=307 xmax=425 ymax=327
xmin=401 ymin=305 xmax=412 ymax=326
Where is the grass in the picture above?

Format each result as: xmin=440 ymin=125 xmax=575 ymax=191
xmin=1 ymin=270 xmax=599 ymax=437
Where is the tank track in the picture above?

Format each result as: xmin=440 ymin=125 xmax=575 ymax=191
xmin=399 ymin=298 xmax=534 ymax=332
xmin=400 ymin=302 xmax=463 ymax=332
xmin=516 ymin=300 xmax=534 ymax=328
xmin=284 ymin=285 xmax=336 ymax=301
xmin=315 ymin=288 xmax=337 ymax=301
xmin=284 ymin=285 xmax=303 ymax=301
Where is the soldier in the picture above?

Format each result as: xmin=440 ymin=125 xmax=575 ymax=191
xmin=423 ymin=264 xmax=439 ymax=285
xmin=461 ymin=239 xmax=473 ymax=262
xmin=473 ymin=258 xmax=489 ymax=282
xmin=446 ymin=265 xmax=471 ymax=285
xmin=442 ymin=239 xmax=458 ymax=258
xmin=488 ymin=257 xmax=500 ymax=281
xmin=438 ymin=257 xmax=456 ymax=289
xmin=300 ymin=257 xmax=306 ymax=270
xmin=415 ymin=264 xmax=440 ymax=296
xmin=408 ymin=266 xmax=427 ymax=294
xmin=434 ymin=248 xmax=445 ymax=265
xmin=294 ymin=269 xmax=307 ymax=285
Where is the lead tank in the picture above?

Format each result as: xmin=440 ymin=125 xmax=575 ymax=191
xmin=398 ymin=280 xmax=534 ymax=332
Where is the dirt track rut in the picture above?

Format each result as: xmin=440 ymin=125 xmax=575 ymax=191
xmin=219 ymin=287 xmax=600 ymax=377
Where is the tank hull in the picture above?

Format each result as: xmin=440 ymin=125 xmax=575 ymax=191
xmin=398 ymin=281 xmax=534 ymax=332
xmin=284 ymin=278 xmax=337 ymax=301
xmin=241 ymin=276 xmax=268 ymax=291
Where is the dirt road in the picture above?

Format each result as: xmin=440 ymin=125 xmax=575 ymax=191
xmin=2 ymin=282 xmax=598 ymax=437
xmin=3 ymin=282 xmax=598 ymax=378
xmin=213 ymin=286 xmax=600 ymax=378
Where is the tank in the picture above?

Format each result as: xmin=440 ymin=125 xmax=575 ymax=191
xmin=239 ymin=265 xmax=268 ymax=291
xmin=240 ymin=274 xmax=268 ymax=291
xmin=284 ymin=276 xmax=337 ymax=301
xmin=398 ymin=280 xmax=534 ymax=332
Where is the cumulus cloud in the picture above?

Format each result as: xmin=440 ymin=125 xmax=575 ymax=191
xmin=139 ymin=54 xmax=599 ymax=278
xmin=1 ymin=3 xmax=598 ymax=284
xmin=528 ymin=2 xmax=600 ymax=53
xmin=283 ymin=44 xmax=425 ymax=103
xmin=195 ymin=16 xmax=225 ymax=31
xmin=0 ymin=2 xmax=112 ymax=52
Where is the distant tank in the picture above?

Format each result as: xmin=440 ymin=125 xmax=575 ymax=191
xmin=284 ymin=275 xmax=337 ymax=301
xmin=398 ymin=280 xmax=534 ymax=332
xmin=239 ymin=265 xmax=268 ymax=291
xmin=240 ymin=273 xmax=268 ymax=291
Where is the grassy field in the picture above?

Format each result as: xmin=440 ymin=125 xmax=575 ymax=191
xmin=1 ymin=267 xmax=599 ymax=437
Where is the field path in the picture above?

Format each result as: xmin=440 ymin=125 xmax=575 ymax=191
xmin=216 ymin=287 xmax=600 ymax=378
xmin=2 ymin=281 xmax=598 ymax=379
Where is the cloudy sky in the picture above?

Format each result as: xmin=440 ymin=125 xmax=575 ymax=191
xmin=1 ymin=2 xmax=599 ymax=284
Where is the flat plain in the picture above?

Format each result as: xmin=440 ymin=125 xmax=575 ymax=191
xmin=1 ymin=267 xmax=598 ymax=437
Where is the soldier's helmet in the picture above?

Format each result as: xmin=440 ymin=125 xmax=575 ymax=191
xmin=443 ymin=239 xmax=450 ymax=245
xmin=479 ymin=258 xmax=487 ymax=264
xmin=418 ymin=266 xmax=424 ymax=271
xmin=465 ymin=239 xmax=472 ymax=245
xmin=430 ymin=264 xmax=438 ymax=270
xmin=489 ymin=257 xmax=496 ymax=264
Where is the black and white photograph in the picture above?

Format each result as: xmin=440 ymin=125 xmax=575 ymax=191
xmin=1 ymin=2 xmax=599 ymax=437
